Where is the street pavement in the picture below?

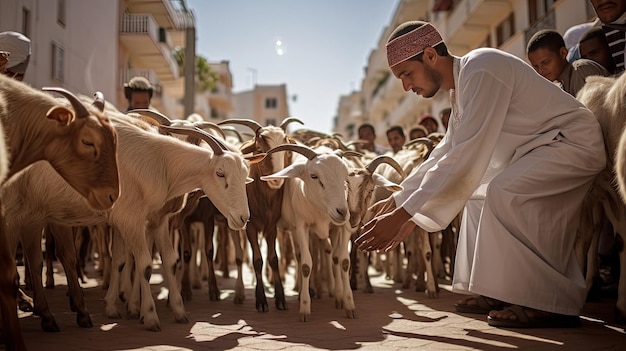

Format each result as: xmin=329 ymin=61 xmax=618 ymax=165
xmin=8 ymin=254 xmax=626 ymax=351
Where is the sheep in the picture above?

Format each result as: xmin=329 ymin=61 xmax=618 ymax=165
xmin=260 ymin=143 xmax=350 ymax=321
xmin=577 ymin=73 xmax=626 ymax=323
xmin=1 ymin=114 xmax=258 ymax=332
xmin=0 ymin=77 xmax=120 ymax=350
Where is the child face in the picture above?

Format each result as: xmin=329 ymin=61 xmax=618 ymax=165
xmin=528 ymin=47 xmax=569 ymax=82
xmin=580 ymin=37 xmax=613 ymax=73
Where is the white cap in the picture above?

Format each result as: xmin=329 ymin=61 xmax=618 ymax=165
xmin=0 ymin=31 xmax=31 ymax=74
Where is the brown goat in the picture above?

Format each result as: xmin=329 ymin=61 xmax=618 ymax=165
xmin=0 ymin=76 xmax=120 ymax=351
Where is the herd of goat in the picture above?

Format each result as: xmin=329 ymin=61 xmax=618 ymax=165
xmin=0 ymin=70 xmax=625 ymax=351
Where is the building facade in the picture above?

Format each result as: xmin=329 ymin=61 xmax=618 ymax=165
xmin=0 ymin=0 xmax=196 ymax=119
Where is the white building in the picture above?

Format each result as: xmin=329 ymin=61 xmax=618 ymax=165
xmin=232 ymin=84 xmax=290 ymax=127
xmin=0 ymin=0 xmax=196 ymax=118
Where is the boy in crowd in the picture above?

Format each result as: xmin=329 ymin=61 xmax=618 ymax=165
xmin=527 ymin=29 xmax=609 ymax=96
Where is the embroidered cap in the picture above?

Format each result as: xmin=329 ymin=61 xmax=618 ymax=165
xmin=386 ymin=23 xmax=443 ymax=68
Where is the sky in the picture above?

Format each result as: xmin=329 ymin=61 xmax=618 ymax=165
xmin=186 ymin=0 xmax=400 ymax=134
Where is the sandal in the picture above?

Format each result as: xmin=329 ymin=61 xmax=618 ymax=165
xmin=454 ymin=295 xmax=509 ymax=314
xmin=487 ymin=305 xmax=581 ymax=328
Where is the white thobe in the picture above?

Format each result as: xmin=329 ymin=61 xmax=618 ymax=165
xmin=392 ymin=48 xmax=606 ymax=315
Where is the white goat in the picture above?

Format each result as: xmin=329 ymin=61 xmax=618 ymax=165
xmin=261 ymin=143 xmax=350 ymax=321
xmin=577 ymin=74 xmax=626 ymax=323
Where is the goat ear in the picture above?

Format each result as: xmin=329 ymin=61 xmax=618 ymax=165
xmin=260 ymin=163 xmax=303 ymax=181
xmin=46 ymin=106 xmax=75 ymax=126
xmin=372 ymin=173 xmax=403 ymax=192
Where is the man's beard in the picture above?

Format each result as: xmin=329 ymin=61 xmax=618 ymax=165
xmin=421 ymin=64 xmax=442 ymax=98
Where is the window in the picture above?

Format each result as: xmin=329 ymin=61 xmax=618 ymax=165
xmin=265 ymin=118 xmax=277 ymax=126
xmin=52 ymin=42 xmax=64 ymax=81
xmin=496 ymin=14 xmax=515 ymax=47
xmin=528 ymin=0 xmax=554 ymax=25
xmin=265 ymin=97 xmax=277 ymax=109
xmin=22 ymin=7 xmax=31 ymax=37
xmin=57 ymin=0 xmax=66 ymax=27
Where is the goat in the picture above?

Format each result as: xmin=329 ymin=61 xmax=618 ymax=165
xmin=0 ymin=77 xmax=120 ymax=350
xmin=217 ymin=117 xmax=301 ymax=312
xmin=577 ymin=74 xmax=626 ymax=323
xmin=2 ymin=114 xmax=257 ymax=332
xmin=261 ymin=143 xmax=350 ymax=321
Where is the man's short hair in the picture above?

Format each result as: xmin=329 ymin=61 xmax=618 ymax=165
xmin=386 ymin=125 xmax=405 ymax=138
xmin=579 ymin=26 xmax=609 ymax=46
xmin=358 ymin=123 xmax=376 ymax=135
xmin=527 ymin=29 xmax=566 ymax=54
xmin=124 ymin=76 xmax=153 ymax=100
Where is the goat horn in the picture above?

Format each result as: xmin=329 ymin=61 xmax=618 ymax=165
xmin=341 ymin=150 xmax=363 ymax=158
xmin=127 ymin=109 xmax=172 ymax=126
xmin=219 ymin=126 xmax=243 ymax=142
xmin=92 ymin=92 xmax=105 ymax=112
xmin=280 ymin=117 xmax=304 ymax=131
xmin=158 ymin=125 xmax=224 ymax=156
xmin=365 ymin=155 xmax=406 ymax=179
xmin=193 ymin=121 xmax=226 ymax=139
xmin=43 ymin=87 xmax=90 ymax=118
xmin=405 ymin=137 xmax=435 ymax=158
xmin=265 ymin=143 xmax=318 ymax=160
xmin=218 ymin=118 xmax=262 ymax=134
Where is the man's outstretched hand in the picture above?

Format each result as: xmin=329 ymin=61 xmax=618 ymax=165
xmin=354 ymin=205 xmax=416 ymax=252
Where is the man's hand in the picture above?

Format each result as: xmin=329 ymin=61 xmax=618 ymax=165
xmin=354 ymin=206 xmax=416 ymax=252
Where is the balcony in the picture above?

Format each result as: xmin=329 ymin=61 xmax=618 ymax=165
xmin=125 ymin=0 xmax=194 ymax=29
xmin=446 ymin=0 xmax=512 ymax=53
xmin=120 ymin=13 xmax=179 ymax=82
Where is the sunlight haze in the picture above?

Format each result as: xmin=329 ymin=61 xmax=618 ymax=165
xmin=187 ymin=0 xmax=400 ymax=133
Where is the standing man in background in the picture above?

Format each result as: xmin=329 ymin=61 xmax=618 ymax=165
xmin=124 ymin=76 xmax=154 ymax=111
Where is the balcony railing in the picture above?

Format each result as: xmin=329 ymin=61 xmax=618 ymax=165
xmin=121 ymin=12 xmax=159 ymax=39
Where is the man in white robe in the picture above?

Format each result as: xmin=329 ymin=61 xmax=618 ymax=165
xmin=354 ymin=21 xmax=606 ymax=328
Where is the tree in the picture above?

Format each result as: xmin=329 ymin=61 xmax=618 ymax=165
xmin=174 ymin=48 xmax=219 ymax=92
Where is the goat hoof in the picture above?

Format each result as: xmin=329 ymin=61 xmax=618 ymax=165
xmin=614 ymin=308 xmax=626 ymax=324
xmin=41 ymin=317 xmax=61 ymax=333
xmin=256 ymin=301 xmax=269 ymax=313
xmin=146 ymin=323 xmax=161 ymax=332
xmin=175 ymin=316 xmax=189 ymax=324
xmin=233 ymin=295 xmax=245 ymax=305
xmin=78 ymin=314 xmax=93 ymax=328
xmin=299 ymin=313 xmax=310 ymax=322
xmin=127 ymin=311 xmax=140 ymax=320
xmin=427 ymin=290 xmax=438 ymax=299
xmin=345 ymin=309 xmax=356 ymax=319
xmin=208 ymin=290 xmax=220 ymax=302
xmin=363 ymin=286 xmax=374 ymax=294
xmin=275 ymin=299 xmax=287 ymax=311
